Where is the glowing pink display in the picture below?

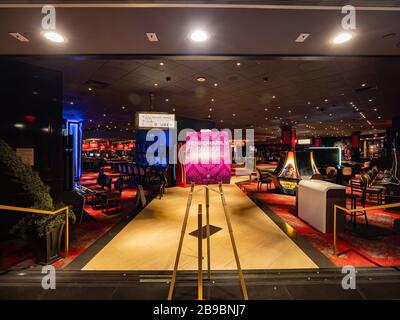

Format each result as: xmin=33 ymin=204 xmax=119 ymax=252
xmin=185 ymin=131 xmax=231 ymax=185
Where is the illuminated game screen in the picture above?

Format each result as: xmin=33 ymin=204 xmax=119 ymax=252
xmin=185 ymin=131 xmax=231 ymax=185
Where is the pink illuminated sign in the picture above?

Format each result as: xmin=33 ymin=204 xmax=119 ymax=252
xmin=185 ymin=131 xmax=231 ymax=185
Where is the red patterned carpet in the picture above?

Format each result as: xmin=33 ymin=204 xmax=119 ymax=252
xmin=237 ymin=180 xmax=400 ymax=267
xmin=2 ymin=169 xmax=138 ymax=270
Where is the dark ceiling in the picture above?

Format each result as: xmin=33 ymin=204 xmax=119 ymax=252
xmin=18 ymin=56 xmax=399 ymax=140
xmin=1 ymin=3 xmax=400 ymax=56
xmin=2 ymin=1 xmax=400 ymax=140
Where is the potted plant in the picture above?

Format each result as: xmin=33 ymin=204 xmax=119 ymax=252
xmin=0 ymin=139 xmax=75 ymax=265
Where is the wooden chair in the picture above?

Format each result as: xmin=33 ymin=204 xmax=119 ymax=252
xmin=99 ymin=177 xmax=124 ymax=214
xmin=360 ymin=174 xmax=384 ymax=205
xmin=342 ymin=167 xmax=352 ymax=184
xmin=346 ymin=178 xmax=368 ymax=228
xmin=256 ymin=168 xmax=272 ymax=191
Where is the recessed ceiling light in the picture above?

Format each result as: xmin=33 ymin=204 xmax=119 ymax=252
xmin=232 ymin=113 xmax=236 ymax=117
xmin=154 ymin=83 xmax=158 ymax=87
xmin=159 ymin=62 xmax=164 ymax=66
xmin=88 ymin=87 xmax=92 ymax=91
xmin=122 ymin=106 xmax=126 ymax=110
xmin=190 ymin=29 xmax=208 ymax=42
xmin=196 ymin=76 xmax=206 ymax=82
xmin=172 ymin=108 xmax=176 ymax=112
xmin=214 ymin=83 xmax=218 ymax=87
xmin=368 ymin=98 xmax=373 ymax=102
xmin=361 ymin=83 xmax=367 ymax=87
xmin=44 ymin=31 xmax=65 ymax=43
xmin=211 ymin=98 xmax=215 ymax=102
xmin=103 ymin=114 xmax=106 ymax=117
xmin=69 ymin=101 xmax=74 ymax=105
xmin=209 ymin=108 xmax=213 ymax=112
xmin=14 ymin=123 xmax=25 ymax=128
xmin=324 ymin=98 xmax=328 ymax=102
xmin=165 ymin=98 xmax=169 ymax=102
xmin=272 ymin=95 xmax=276 ymax=99
xmin=331 ymin=32 xmax=353 ymax=44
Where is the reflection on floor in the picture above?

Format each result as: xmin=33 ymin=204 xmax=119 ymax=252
xmin=238 ymin=180 xmax=400 ymax=267
xmin=83 ymin=177 xmax=318 ymax=271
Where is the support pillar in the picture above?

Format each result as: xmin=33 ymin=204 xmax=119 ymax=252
xmin=351 ymin=131 xmax=361 ymax=161
xmin=281 ymin=125 xmax=296 ymax=151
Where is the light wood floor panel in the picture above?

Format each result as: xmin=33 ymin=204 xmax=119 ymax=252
xmin=83 ymin=177 xmax=318 ymax=270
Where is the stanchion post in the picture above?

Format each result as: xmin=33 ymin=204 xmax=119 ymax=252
xmin=333 ymin=205 xmax=337 ymax=256
xmin=167 ymin=183 xmax=195 ymax=300
xmin=197 ymin=204 xmax=203 ymax=300
xmin=205 ymin=186 xmax=211 ymax=281
xmin=218 ymin=183 xmax=249 ymax=300
xmin=65 ymin=207 xmax=69 ymax=257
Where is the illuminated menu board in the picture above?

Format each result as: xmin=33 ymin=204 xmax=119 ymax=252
xmin=136 ymin=112 xmax=175 ymax=129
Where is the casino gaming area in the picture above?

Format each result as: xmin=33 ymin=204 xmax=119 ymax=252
xmin=1 ymin=1 xmax=400 ymax=303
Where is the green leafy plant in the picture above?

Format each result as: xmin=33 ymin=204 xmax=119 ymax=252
xmin=0 ymin=139 xmax=75 ymax=239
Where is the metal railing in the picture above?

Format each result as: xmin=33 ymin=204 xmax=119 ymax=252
xmin=0 ymin=205 xmax=70 ymax=257
xmin=333 ymin=202 xmax=400 ymax=256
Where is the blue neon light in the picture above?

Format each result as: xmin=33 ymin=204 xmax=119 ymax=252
xmin=66 ymin=120 xmax=82 ymax=180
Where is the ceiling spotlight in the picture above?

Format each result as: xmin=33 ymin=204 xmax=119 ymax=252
xmin=236 ymin=62 xmax=241 ymax=66
xmin=190 ymin=29 xmax=208 ymax=42
xmin=154 ymin=83 xmax=158 ymax=87
xmin=165 ymin=98 xmax=169 ymax=102
xmin=331 ymin=32 xmax=353 ymax=44
xmin=196 ymin=76 xmax=206 ymax=82
xmin=122 ymin=106 xmax=126 ymax=110
xmin=172 ymin=108 xmax=176 ymax=112
xmin=272 ymin=95 xmax=276 ymax=99
xmin=159 ymin=62 xmax=165 ymax=66
xmin=88 ymin=87 xmax=92 ymax=91
xmin=44 ymin=31 xmax=65 ymax=43
xmin=214 ymin=83 xmax=218 ymax=87
xmin=14 ymin=123 xmax=25 ymax=129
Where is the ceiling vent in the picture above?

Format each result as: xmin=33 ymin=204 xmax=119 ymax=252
xmin=146 ymin=33 xmax=158 ymax=42
xmin=84 ymin=79 xmax=110 ymax=89
xmin=9 ymin=32 xmax=29 ymax=42
xmin=295 ymin=33 xmax=310 ymax=43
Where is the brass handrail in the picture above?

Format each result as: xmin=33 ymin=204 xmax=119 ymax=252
xmin=333 ymin=202 xmax=400 ymax=256
xmin=0 ymin=205 xmax=70 ymax=257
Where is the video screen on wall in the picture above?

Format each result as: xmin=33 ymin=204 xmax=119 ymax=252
xmin=308 ymin=147 xmax=341 ymax=168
